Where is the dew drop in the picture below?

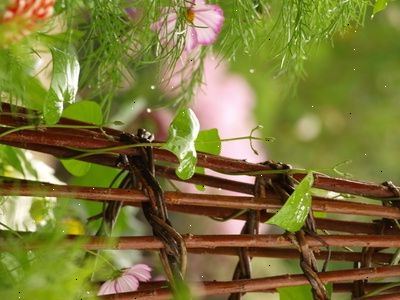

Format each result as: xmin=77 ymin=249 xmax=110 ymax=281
xmin=249 ymin=68 xmax=255 ymax=74
xmin=146 ymin=108 xmax=152 ymax=113
xmin=150 ymin=85 xmax=155 ymax=90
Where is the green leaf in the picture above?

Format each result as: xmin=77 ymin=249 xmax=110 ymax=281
xmin=60 ymin=101 xmax=102 ymax=176
xmin=373 ymin=0 xmax=388 ymax=15
xmin=326 ymin=283 xmax=333 ymax=298
xmin=278 ymin=285 xmax=313 ymax=300
xmin=61 ymin=160 xmax=92 ymax=177
xmin=0 ymin=146 xmax=38 ymax=178
xmin=195 ymin=128 xmax=221 ymax=155
xmin=192 ymin=128 xmax=221 ymax=191
xmin=62 ymin=100 xmax=103 ymax=125
xmin=44 ymin=47 xmax=80 ymax=124
xmin=29 ymin=198 xmax=52 ymax=223
xmin=0 ymin=47 xmax=47 ymax=110
xmin=172 ymin=278 xmax=192 ymax=300
xmin=2 ymin=146 xmax=25 ymax=176
xmin=162 ymin=108 xmax=200 ymax=180
xmin=267 ymin=172 xmax=314 ymax=232
xmin=278 ymin=283 xmax=332 ymax=300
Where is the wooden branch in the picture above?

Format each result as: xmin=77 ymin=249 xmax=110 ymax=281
xmin=97 ymin=265 xmax=400 ymax=299
xmin=135 ymin=281 xmax=400 ymax=294
xmin=0 ymin=103 xmax=399 ymax=200
xmin=7 ymin=234 xmax=394 ymax=250
xmin=189 ymin=247 xmax=393 ymax=264
xmin=1 ymin=177 xmax=399 ymax=219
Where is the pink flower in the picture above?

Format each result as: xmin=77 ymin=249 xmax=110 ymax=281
xmin=151 ymin=0 xmax=224 ymax=51
xmin=98 ymin=264 xmax=152 ymax=295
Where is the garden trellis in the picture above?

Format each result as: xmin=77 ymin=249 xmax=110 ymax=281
xmin=0 ymin=103 xmax=400 ymax=299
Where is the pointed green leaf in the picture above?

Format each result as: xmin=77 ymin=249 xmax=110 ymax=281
xmin=162 ymin=108 xmax=200 ymax=180
xmin=61 ymin=160 xmax=92 ymax=177
xmin=192 ymin=129 xmax=220 ymax=191
xmin=267 ymin=172 xmax=314 ymax=232
xmin=44 ymin=47 xmax=80 ymax=124
xmin=195 ymin=128 xmax=221 ymax=155
xmin=62 ymin=100 xmax=103 ymax=125
xmin=278 ymin=283 xmax=332 ymax=300
xmin=373 ymin=0 xmax=388 ymax=15
xmin=2 ymin=146 xmax=25 ymax=176
xmin=60 ymin=101 xmax=102 ymax=176
xmin=326 ymin=283 xmax=333 ymax=298
xmin=172 ymin=278 xmax=192 ymax=300
xmin=278 ymin=285 xmax=313 ymax=300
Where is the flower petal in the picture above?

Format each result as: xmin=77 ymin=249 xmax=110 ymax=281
xmin=115 ymin=275 xmax=139 ymax=293
xmin=151 ymin=11 xmax=178 ymax=48
xmin=192 ymin=5 xmax=224 ymax=45
xmin=185 ymin=26 xmax=199 ymax=51
xmin=125 ymin=264 xmax=152 ymax=282
xmin=123 ymin=274 xmax=141 ymax=290
xmin=150 ymin=10 xmax=177 ymax=31
xmin=98 ymin=280 xmax=117 ymax=296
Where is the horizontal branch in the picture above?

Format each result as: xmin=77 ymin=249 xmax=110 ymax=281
xmin=1 ymin=176 xmax=398 ymax=236
xmin=0 ymin=103 xmax=399 ymax=200
xmin=97 ymin=265 xmax=400 ymax=299
xmin=1 ymin=177 xmax=399 ymax=219
xmin=135 ymin=281 xmax=400 ymax=295
xmin=189 ymin=247 xmax=393 ymax=264
xmin=5 ymin=233 xmax=394 ymax=250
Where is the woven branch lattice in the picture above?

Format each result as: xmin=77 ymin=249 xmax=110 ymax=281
xmin=0 ymin=103 xmax=400 ymax=299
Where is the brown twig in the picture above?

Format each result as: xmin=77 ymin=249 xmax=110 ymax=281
xmin=1 ymin=177 xmax=399 ymax=219
xmin=0 ymin=103 xmax=399 ymax=200
xmin=96 ymin=265 xmax=400 ymax=299
xmin=7 ymin=233 xmax=397 ymax=250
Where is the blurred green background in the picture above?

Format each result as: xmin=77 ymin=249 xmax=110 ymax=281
xmin=233 ymin=4 xmax=400 ymax=184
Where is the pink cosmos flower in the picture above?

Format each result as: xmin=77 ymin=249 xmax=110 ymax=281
xmin=151 ymin=0 xmax=224 ymax=51
xmin=98 ymin=264 xmax=152 ymax=295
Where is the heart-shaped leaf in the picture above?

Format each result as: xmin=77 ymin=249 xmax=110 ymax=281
xmin=44 ymin=47 xmax=80 ymax=124
xmin=278 ymin=283 xmax=332 ymax=300
xmin=62 ymin=100 xmax=103 ymax=126
xmin=278 ymin=285 xmax=313 ymax=300
xmin=60 ymin=101 xmax=103 ymax=176
xmin=195 ymin=128 xmax=221 ymax=155
xmin=267 ymin=172 xmax=314 ymax=232
xmin=162 ymin=108 xmax=200 ymax=180
xmin=193 ymin=128 xmax=221 ymax=190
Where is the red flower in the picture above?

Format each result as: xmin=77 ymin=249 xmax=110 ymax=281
xmin=0 ymin=0 xmax=55 ymax=42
